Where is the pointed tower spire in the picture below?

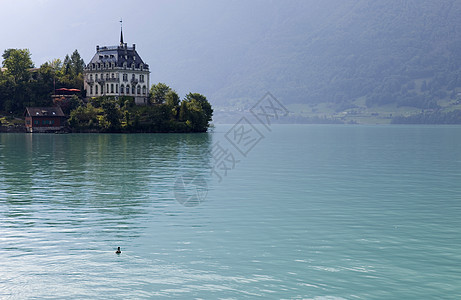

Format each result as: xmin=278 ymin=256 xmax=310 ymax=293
xmin=120 ymin=18 xmax=124 ymax=46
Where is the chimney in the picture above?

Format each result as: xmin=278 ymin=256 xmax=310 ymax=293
xmin=96 ymin=45 xmax=100 ymax=52
xmin=133 ymin=44 xmax=136 ymax=50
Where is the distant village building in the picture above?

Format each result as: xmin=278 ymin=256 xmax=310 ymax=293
xmin=83 ymin=25 xmax=150 ymax=105
xmin=24 ymin=107 xmax=66 ymax=133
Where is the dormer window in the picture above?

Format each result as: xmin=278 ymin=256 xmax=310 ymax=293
xmin=123 ymin=62 xmax=127 ymax=69
xmin=131 ymin=63 xmax=135 ymax=70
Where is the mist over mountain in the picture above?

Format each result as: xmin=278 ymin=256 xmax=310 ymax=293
xmin=3 ymin=0 xmax=461 ymax=123
xmin=147 ymin=0 xmax=461 ymax=114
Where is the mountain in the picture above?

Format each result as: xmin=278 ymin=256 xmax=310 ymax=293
xmin=144 ymin=0 xmax=461 ymax=122
xmin=5 ymin=0 xmax=460 ymax=123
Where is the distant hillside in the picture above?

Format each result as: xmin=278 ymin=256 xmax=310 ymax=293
xmin=216 ymin=0 xmax=461 ymax=106
xmin=148 ymin=0 xmax=461 ymax=122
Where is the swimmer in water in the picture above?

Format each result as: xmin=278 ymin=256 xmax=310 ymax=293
xmin=115 ymin=247 xmax=121 ymax=254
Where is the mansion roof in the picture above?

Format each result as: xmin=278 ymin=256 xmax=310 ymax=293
xmin=85 ymin=44 xmax=149 ymax=71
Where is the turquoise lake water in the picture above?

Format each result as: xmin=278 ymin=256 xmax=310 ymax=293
xmin=0 ymin=125 xmax=460 ymax=299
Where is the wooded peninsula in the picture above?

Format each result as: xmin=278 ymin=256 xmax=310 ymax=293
xmin=0 ymin=49 xmax=213 ymax=133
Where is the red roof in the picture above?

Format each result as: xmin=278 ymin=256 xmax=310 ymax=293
xmin=55 ymin=88 xmax=81 ymax=92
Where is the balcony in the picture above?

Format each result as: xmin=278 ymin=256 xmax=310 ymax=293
xmin=131 ymin=78 xmax=139 ymax=84
xmin=96 ymin=77 xmax=119 ymax=83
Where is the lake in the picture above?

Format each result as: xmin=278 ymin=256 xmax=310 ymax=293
xmin=1 ymin=125 xmax=461 ymax=299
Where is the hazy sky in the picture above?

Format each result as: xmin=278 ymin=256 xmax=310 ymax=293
xmin=1 ymin=0 xmax=278 ymax=99
xmin=1 ymin=0 xmax=183 ymax=64
xmin=1 ymin=0 xmax=315 ymax=104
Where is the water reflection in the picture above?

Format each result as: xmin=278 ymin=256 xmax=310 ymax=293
xmin=0 ymin=133 xmax=213 ymax=242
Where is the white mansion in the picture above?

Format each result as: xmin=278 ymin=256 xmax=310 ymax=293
xmin=83 ymin=30 xmax=150 ymax=105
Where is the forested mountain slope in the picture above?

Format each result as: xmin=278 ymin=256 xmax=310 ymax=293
xmin=216 ymin=0 xmax=461 ymax=109
xmin=152 ymin=0 xmax=461 ymax=114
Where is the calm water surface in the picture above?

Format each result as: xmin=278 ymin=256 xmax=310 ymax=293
xmin=0 ymin=125 xmax=460 ymax=299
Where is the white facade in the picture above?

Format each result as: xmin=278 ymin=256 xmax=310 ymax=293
xmin=83 ymin=43 xmax=150 ymax=105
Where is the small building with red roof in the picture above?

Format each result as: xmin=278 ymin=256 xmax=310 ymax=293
xmin=24 ymin=107 xmax=66 ymax=133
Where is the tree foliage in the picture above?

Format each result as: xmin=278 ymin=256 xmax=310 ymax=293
xmin=179 ymin=93 xmax=213 ymax=131
xmin=69 ymin=89 xmax=213 ymax=133
xmin=0 ymin=48 xmax=84 ymax=115
xmin=391 ymin=110 xmax=461 ymax=124
xmin=149 ymin=82 xmax=171 ymax=104
xmin=0 ymin=48 xmax=214 ymax=131
xmin=2 ymin=49 xmax=34 ymax=82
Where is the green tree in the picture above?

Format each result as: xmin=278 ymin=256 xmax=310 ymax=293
xmin=165 ymin=90 xmax=180 ymax=119
xmin=2 ymin=49 xmax=34 ymax=82
xmin=59 ymin=51 xmax=84 ymax=91
xmin=62 ymin=54 xmax=72 ymax=76
xmin=179 ymin=100 xmax=189 ymax=122
xmin=184 ymin=92 xmax=213 ymax=127
xmin=150 ymin=82 xmax=171 ymax=104
xmin=165 ymin=90 xmax=180 ymax=107
xmin=49 ymin=58 xmax=63 ymax=71
xmin=70 ymin=50 xmax=85 ymax=76
xmin=0 ymin=49 xmax=36 ymax=113
xmin=68 ymin=104 xmax=100 ymax=130
xmin=101 ymin=99 xmax=121 ymax=132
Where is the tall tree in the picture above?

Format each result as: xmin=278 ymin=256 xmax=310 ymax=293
xmin=70 ymin=50 xmax=85 ymax=75
xmin=1 ymin=49 xmax=34 ymax=82
xmin=184 ymin=92 xmax=213 ymax=125
xmin=165 ymin=90 xmax=180 ymax=119
xmin=165 ymin=90 xmax=180 ymax=107
xmin=149 ymin=82 xmax=171 ymax=104
xmin=179 ymin=100 xmax=189 ymax=122
xmin=62 ymin=55 xmax=71 ymax=76
xmin=60 ymin=51 xmax=84 ymax=91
